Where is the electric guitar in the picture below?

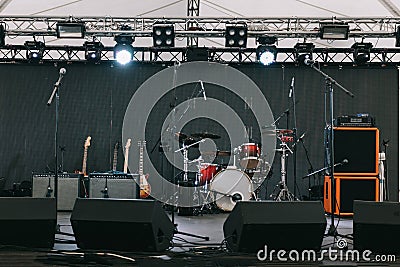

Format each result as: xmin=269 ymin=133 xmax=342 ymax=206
xmin=123 ymin=139 xmax=131 ymax=173
xmin=138 ymin=141 xmax=151 ymax=198
xmin=76 ymin=136 xmax=91 ymax=177
xmin=112 ymin=141 xmax=119 ymax=172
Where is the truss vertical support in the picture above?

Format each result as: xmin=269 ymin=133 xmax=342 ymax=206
xmin=187 ymin=0 xmax=200 ymax=47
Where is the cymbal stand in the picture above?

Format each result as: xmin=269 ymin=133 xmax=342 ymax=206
xmin=272 ymin=140 xmax=296 ymax=201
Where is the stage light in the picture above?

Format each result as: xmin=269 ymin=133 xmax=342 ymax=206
xmin=395 ymin=26 xmax=400 ymax=47
xmin=152 ymin=24 xmax=175 ymax=47
xmin=256 ymin=36 xmax=277 ymax=65
xmin=294 ymin=42 xmax=315 ymax=65
xmin=256 ymin=45 xmax=277 ymax=65
xmin=114 ymin=28 xmax=134 ymax=65
xmin=56 ymin=22 xmax=85 ymax=38
xmin=84 ymin=41 xmax=103 ymax=63
xmin=0 ymin=24 xmax=5 ymax=46
xmin=225 ymin=24 xmax=247 ymax=48
xmin=24 ymin=40 xmax=45 ymax=62
xmin=319 ymin=22 xmax=349 ymax=40
xmin=352 ymin=42 xmax=372 ymax=65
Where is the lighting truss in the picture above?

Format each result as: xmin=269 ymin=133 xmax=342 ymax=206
xmin=0 ymin=16 xmax=400 ymax=40
xmin=1 ymin=45 xmax=400 ymax=65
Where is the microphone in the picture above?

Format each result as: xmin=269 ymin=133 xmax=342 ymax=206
xmin=289 ymin=77 xmax=294 ymax=97
xmin=199 ymin=80 xmax=206 ymax=100
xmin=342 ymin=158 xmax=349 ymax=165
xmin=55 ymin=68 xmax=66 ymax=86
xmin=304 ymin=58 xmax=315 ymax=65
xmin=292 ymin=132 xmax=306 ymax=148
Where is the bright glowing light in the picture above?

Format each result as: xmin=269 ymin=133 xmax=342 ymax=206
xmin=259 ymin=50 xmax=275 ymax=65
xmin=115 ymin=49 xmax=132 ymax=65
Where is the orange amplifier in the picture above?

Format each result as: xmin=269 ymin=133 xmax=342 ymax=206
xmin=324 ymin=175 xmax=379 ymax=216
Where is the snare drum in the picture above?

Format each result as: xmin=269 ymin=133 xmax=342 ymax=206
xmin=238 ymin=143 xmax=261 ymax=169
xmin=199 ymin=163 xmax=220 ymax=185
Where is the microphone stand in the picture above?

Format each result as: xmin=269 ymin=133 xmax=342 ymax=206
xmin=102 ymin=176 xmax=109 ymax=198
xmin=47 ymin=74 xmax=64 ymax=211
xmin=307 ymin=62 xmax=354 ymax=238
xmin=166 ymin=63 xmax=209 ymax=241
xmin=289 ymin=78 xmax=299 ymax=199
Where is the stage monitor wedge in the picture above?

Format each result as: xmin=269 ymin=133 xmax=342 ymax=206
xmin=353 ymin=200 xmax=400 ymax=254
xmin=223 ymin=201 xmax=327 ymax=252
xmin=71 ymin=198 xmax=174 ymax=252
xmin=0 ymin=197 xmax=56 ymax=248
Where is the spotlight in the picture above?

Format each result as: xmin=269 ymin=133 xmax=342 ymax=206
xmin=319 ymin=22 xmax=349 ymax=40
xmin=24 ymin=41 xmax=45 ymax=62
xmin=256 ymin=45 xmax=277 ymax=65
xmin=152 ymin=24 xmax=175 ymax=47
xmin=0 ymin=24 xmax=5 ymax=47
xmin=395 ymin=26 xmax=400 ymax=47
xmin=225 ymin=24 xmax=247 ymax=48
xmin=56 ymin=22 xmax=85 ymax=38
xmin=84 ymin=41 xmax=103 ymax=63
xmin=294 ymin=42 xmax=315 ymax=65
xmin=352 ymin=42 xmax=372 ymax=65
xmin=114 ymin=27 xmax=134 ymax=65
xmin=256 ymin=36 xmax=277 ymax=65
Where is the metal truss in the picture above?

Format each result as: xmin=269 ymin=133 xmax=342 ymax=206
xmin=1 ymin=45 xmax=400 ymax=65
xmin=1 ymin=16 xmax=400 ymax=40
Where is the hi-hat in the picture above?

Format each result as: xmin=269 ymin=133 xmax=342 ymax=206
xmin=192 ymin=132 xmax=221 ymax=139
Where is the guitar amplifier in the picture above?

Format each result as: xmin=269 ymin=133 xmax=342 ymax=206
xmin=32 ymin=173 xmax=83 ymax=211
xmin=88 ymin=173 xmax=139 ymax=199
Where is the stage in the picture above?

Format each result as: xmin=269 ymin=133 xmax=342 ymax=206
xmin=0 ymin=208 xmax=398 ymax=267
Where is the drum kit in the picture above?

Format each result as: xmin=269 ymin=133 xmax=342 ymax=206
xmin=175 ymin=131 xmax=275 ymax=213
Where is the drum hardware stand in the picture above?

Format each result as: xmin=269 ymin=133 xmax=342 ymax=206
xmin=271 ymin=141 xmax=296 ymax=201
xmin=306 ymin=61 xmax=354 ymax=238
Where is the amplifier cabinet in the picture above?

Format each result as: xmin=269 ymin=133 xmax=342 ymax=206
xmin=88 ymin=173 xmax=139 ymax=199
xmin=32 ymin=173 xmax=82 ymax=211
xmin=333 ymin=127 xmax=379 ymax=176
xmin=324 ymin=176 xmax=379 ymax=216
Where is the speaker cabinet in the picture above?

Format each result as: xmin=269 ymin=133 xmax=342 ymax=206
xmin=354 ymin=200 xmax=400 ymax=254
xmin=223 ymin=201 xmax=327 ymax=252
xmin=333 ymin=127 xmax=379 ymax=175
xmin=88 ymin=173 xmax=139 ymax=199
xmin=71 ymin=198 xmax=174 ymax=252
xmin=0 ymin=198 xmax=56 ymax=248
xmin=324 ymin=176 xmax=379 ymax=216
xmin=32 ymin=173 xmax=82 ymax=211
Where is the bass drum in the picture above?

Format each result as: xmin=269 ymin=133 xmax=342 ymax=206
xmin=210 ymin=168 xmax=253 ymax=212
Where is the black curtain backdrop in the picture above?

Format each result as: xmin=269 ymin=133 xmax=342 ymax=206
xmin=0 ymin=62 xmax=398 ymax=201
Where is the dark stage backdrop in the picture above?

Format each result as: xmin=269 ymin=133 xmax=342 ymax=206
xmin=0 ymin=63 xmax=398 ymax=201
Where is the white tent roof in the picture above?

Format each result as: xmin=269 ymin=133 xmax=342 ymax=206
xmin=1 ymin=0 xmax=400 ymax=48
xmin=0 ymin=0 xmax=399 ymax=17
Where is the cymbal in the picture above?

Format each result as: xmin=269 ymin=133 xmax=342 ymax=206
xmin=192 ymin=132 xmax=221 ymax=139
xmin=202 ymin=150 xmax=231 ymax=156
xmin=175 ymin=132 xmax=199 ymax=146
xmin=275 ymin=129 xmax=293 ymax=134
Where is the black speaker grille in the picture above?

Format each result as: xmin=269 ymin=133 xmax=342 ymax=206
xmin=333 ymin=128 xmax=378 ymax=174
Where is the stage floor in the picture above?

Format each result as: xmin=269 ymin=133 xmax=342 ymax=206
xmin=0 ymin=211 xmax=398 ymax=266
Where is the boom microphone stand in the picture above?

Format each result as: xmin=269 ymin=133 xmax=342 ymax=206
xmin=166 ymin=62 xmax=209 ymax=241
xmin=47 ymin=68 xmax=67 ymax=210
xmin=306 ymin=60 xmax=354 ymax=237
